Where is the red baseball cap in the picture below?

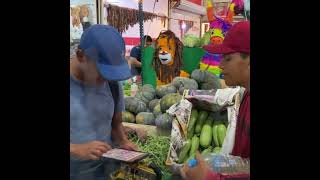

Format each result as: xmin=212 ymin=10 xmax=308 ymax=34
xmin=203 ymin=21 xmax=250 ymax=54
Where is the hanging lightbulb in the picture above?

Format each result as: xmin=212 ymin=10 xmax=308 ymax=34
xmin=181 ymin=21 xmax=186 ymax=29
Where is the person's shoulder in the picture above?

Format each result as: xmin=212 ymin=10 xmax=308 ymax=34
xmin=132 ymin=46 xmax=141 ymax=51
xmin=130 ymin=46 xmax=141 ymax=57
xmin=70 ymin=77 xmax=84 ymax=97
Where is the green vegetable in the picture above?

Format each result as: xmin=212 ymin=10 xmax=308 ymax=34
xmin=195 ymin=111 xmax=209 ymax=135
xmin=155 ymin=113 xmax=174 ymax=129
xmin=212 ymin=125 xmax=219 ymax=147
xmin=217 ymin=124 xmax=227 ymax=146
xmin=135 ymin=84 xmax=156 ymax=104
xmin=135 ymin=112 xmax=155 ymax=125
xmin=122 ymin=111 xmax=135 ymax=123
xmin=187 ymin=109 xmax=198 ymax=139
xmin=212 ymin=147 xmax=221 ymax=153
xmin=156 ymin=84 xmax=177 ymax=98
xmin=201 ymin=146 xmax=213 ymax=156
xmin=183 ymin=34 xmax=201 ymax=47
xmin=200 ymin=119 xmax=213 ymax=148
xmin=178 ymin=140 xmax=192 ymax=163
xmin=153 ymin=103 xmax=162 ymax=117
xmin=191 ymin=69 xmax=220 ymax=86
xmin=148 ymin=99 xmax=160 ymax=111
xmin=124 ymin=97 xmax=147 ymax=114
xmin=128 ymin=134 xmax=171 ymax=175
xmin=160 ymin=93 xmax=182 ymax=113
xmin=189 ymin=136 xmax=200 ymax=156
xmin=200 ymin=79 xmax=221 ymax=90
xmin=171 ymin=77 xmax=198 ymax=95
xmin=123 ymin=82 xmax=131 ymax=90
xmin=124 ymin=89 xmax=131 ymax=96
xmin=141 ymin=84 xmax=156 ymax=94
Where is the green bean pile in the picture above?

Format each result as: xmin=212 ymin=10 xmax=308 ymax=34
xmin=129 ymin=134 xmax=171 ymax=175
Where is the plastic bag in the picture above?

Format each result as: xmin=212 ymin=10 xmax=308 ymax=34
xmin=184 ymin=87 xmax=240 ymax=112
xmin=221 ymin=93 xmax=241 ymax=154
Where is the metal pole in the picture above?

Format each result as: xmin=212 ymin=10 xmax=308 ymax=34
xmin=138 ymin=0 xmax=144 ymax=49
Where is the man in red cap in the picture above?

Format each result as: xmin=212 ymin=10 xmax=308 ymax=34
xmin=180 ymin=21 xmax=250 ymax=180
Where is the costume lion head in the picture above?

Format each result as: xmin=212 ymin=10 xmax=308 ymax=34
xmin=153 ymin=30 xmax=183 ymax=84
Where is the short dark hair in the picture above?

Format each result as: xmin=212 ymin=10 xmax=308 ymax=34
xmin=144 ymin=35 xmax=152 ymax=42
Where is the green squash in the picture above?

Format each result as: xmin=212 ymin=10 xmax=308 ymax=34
xmin=135 ymin=91 xmax=155 ymax=104
xmin=124 ymin=97 xmax=147 ymax=114
xmin=200 ymin=79 xmax=221 ymax=90
xmin=156 ymin=84 xmax=177 ymax=98
xmin=172 ymin=77 xmax=199 ymax=95
xmin=153 ymin=103 xmax=162 ymax=117
xmin=155 ymin=113 xmax=174 ymax=129
xmin=141 ymin=84 xmax=156 ymax=95
xmin=136 ymin=112 xmax=155 ymax=125
xmin=148 ymin=99 xmax=160 ymax=111
xmin=160 ymin=93 xmax=182 ymax=113
xmin=122 ymin=111 xmax=135 ymax=123
xmin=191 ymin=69 xmax=218 ymax=83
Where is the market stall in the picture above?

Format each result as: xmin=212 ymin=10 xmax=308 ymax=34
xmin=118 ymin=0 xmax=250 ymax=178
xmin=70 ymin=0 xmax=249 ymax=179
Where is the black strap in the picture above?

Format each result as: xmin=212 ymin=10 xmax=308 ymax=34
xmin=109 ymin=81 xmax=119 ymax=113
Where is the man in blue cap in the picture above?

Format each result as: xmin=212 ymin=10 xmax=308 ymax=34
xmin=70 ymin=24 xmax=137 ymax=180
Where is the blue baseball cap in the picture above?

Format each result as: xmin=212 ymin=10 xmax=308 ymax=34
xmin=79 ymin=24 xmax=131 ymax=81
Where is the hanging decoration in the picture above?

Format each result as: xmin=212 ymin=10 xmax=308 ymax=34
xmin=106 ymin=4 xmax=161 ymax=34
xmin=199 ymin=0 xmax=236 ymax=78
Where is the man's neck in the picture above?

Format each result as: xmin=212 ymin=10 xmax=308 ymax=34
xmin=70 ymin=59 xmax=83 ymax=83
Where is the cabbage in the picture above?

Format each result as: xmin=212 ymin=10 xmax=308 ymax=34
xmin=182 ymin=34 xmax=201 ymax=48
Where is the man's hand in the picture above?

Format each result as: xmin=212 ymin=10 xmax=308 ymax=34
xmin=71 ymin=141 xmax=112 ymax=160
xmin=119 ymin=140 xmax=139 ymax=151
xmin=180 ymin=152 xmax=212 ymax=180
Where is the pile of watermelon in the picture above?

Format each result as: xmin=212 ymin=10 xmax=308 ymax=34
xmin=122 ymin=69 xmax=222 ymax=130
xmin=177 ymin=108 xmax=228 ymax=164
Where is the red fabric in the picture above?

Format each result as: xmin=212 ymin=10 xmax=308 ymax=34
xmin=203 ymin=21 xmax=250 ymax=54
xmin=221 ymin=173 xmax=250 ymax=180
xmin=232 ymin=91 xmax=250 ymax=159
xmin=206 ymin=171 xmax=250 ymax=180
xmin=205 ymin=170 xmax=221 ymax=180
